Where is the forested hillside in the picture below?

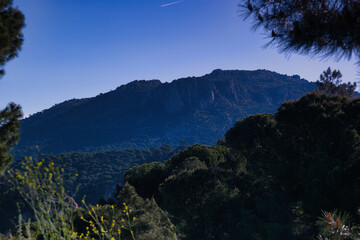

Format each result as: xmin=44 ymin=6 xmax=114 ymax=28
xmin=2 ymin=92 xmax=359 ymax=239
xmin=17 ymin=69 xmax=316 ymax=155
xmin=0 ymin=145 xmax=179 ymax=233
xmin=121 ymin=93 xmax=360 ymax=239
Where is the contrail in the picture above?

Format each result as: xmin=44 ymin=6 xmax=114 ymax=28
xmin=161 ymin=0 xmax=185 ymax=7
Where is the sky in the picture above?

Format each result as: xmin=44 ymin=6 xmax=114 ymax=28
xmin=0 ymin=0 xmax=358 ymax=117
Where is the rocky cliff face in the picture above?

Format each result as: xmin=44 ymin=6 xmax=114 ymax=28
xmin=17 ymin=69 xmax=316 ymax=154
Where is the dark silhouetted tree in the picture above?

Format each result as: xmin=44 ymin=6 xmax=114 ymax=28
xmin=0 ymin=0 xmax=25 ymax=78
xmin=0 ymin=0 xmax=25 ymax=173
xmin=316 ymin=67 xmax=357 ymax=97
xmin=241 ymin=0 xmax=360 ymax=62
xmin=0 ymin=102 xmax=22 ymax=174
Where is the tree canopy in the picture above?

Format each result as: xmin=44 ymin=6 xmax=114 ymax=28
xmin=316 ymin=67 xmax=357 ymax=97
xmin=0 ymin=0 xmax=25 ymax=174
xmin=122 ymin=93 xmax=360 ymax=239
xmin=0 ymin=102 xmax=22 ymax=174
xmin=241 ymin=0 xmax=360 ymax=62
xmin=0 ymin=0 xmax=25 ymax=78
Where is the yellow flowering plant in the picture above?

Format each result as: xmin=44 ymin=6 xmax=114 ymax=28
xmin=7 ymin=156 xmax=79 ymax=239
xmin=6 ymin=155 xmax=137 ymax=240
xmin=79 ymin=201 xmax=136 ymax=240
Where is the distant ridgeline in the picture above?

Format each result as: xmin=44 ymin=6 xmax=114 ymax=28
xmin=16 ymin=69 xmax=316 ymax=155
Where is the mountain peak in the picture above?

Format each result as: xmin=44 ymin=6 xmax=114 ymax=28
xmin=116 ymin=79 xmax=162 ymax=91
xmin=18 ymin=69 xmax=316 ymax=154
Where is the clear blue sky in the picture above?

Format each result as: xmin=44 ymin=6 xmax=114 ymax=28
xmin=0 ymin=0 xmax=358 ymax=116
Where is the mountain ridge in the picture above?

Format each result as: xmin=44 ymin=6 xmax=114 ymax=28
xmin=17 ymin=69 xmax=316 ymax=154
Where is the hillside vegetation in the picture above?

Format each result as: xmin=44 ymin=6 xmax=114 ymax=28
xmin=123 ymin=93 xmax=360 ymax=239
xmin=0 ymin=145 xmax=179 ymax=233
xmin=17 ymin=69 xmax=316 ymax=155
xmin=1 ymin=92 xmax=359 ymax=239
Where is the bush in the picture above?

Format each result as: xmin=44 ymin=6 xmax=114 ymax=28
xmin=5 ymin=157 xmax=150 ymax=240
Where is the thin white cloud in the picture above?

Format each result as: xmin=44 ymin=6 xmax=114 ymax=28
xmin=161 ymin=0 xmax=185 ymax=7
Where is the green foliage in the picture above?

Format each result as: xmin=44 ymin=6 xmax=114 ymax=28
xmin=0 ymin=0 xmax=25 ymax=78
xmin=241 ymin=0 xmax=360 ymax=63
xmin=0 ymin=176 xmax=24 ymax=233
xmin=317 ymin=210 xmax=360 ymax=240
xmin=7 ymin=156 xmax=79 ymax=239
xmin=225 ymin=93 xmax=360 ymax=234
xmin=3 ymin=89 xmax=360 ymax=240
xmin=0 ymin=0 xmax=25 ymax=174
xmin=228 ymin=93 xmax=359 ymax=205
xmin=114 ymin=183 xmax=177 ymax=240
xmin=40 ymin=146 xmax=175 ymax=204
xmin=2 ymin=92 xmax=359 ymax=239
xmin=168 ymin=144 xmax=229 ymax=169
xmin=123 ymin=93 xmax=360 ymax=239
xmin=125 ymin=144 xmax=294 ymax=239
xmin=158 ymin=168 xmax=241 ymax=239
xmin=274 ymin=94 xmax=360 ymax=215
xmin=0 ymin=103 xmax=22 ymax=174
xmin=3 ymin=157 xmax=176 ymax=240
xmin=78 ymin=202 xmax=137 ymax=240
xmin=0 ymin=146 xmax=177 ymax=233
xmin=160 ymin=148 xmax=293 ymax=239
xmin=125 ymin=162 xmax=167 ymax=200
xmin=316 ymin=67 xmax=357 ymax=97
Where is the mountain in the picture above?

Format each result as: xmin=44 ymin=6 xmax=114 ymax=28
xmin=17 ymin=69 xmax=316 ymax=154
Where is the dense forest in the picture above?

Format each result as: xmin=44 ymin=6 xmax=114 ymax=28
xmin=1 ymin=92 xmax=359 ymax=239
xmin=120 ymin=92 xmax=360 ymax=239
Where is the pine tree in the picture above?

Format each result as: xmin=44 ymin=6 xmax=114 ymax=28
xmin=0 ymin=0 xmax=25 ymax=173
xmin=0 ymin=0 xmax=25 ymax=78
xmin=0 ymin=103 xmax=22 ymax=174
xmin=241 ymin=0 xmax=360 ymax=62
xmin=316 ymin=67 xmax=357 ymax=97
